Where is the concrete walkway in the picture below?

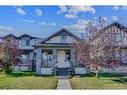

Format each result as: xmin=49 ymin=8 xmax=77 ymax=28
xmin=57 ymin=78 xmax=72 ymax=89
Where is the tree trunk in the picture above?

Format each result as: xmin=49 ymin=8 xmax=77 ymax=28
xmin=95 ymin=70 xmax=99 ymax=78
xmin=95 ymin=66 xmax=99 ymax=79
xmin=3 ymin=63 xmax=12 ymax=74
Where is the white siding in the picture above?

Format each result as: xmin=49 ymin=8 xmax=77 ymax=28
xmin=75 ymin=68 xmax=89 ymax=74
xmin=41 ymin=68 xmax=52 ymax=75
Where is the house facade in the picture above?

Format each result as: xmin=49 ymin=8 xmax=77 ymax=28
xmin=2 ymin=34 xmax=42 ymax=71
xmin=90 ymin=22 xmax=127 ymax=73
xmin=33 ymin=28 xmax=86 ymax=75
xmin=1 ymin=22 xmax=127 ymax=75
xmin=90 ymin=22 xmax=127 ymax=62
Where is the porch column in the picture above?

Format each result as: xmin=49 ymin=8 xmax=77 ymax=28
xmin=36 ymin=48 xmax=42 ymax=75
xmin=29 ymin=52 xmax=34 ymax=71
xmin=70 ymin=48 xmax=75 ymax=66
xmin=29 ymin=52 xmax=34 ymax=60
xmin=70 ymin=48 xmax=75 ymax=75
xmin=52 ymin=48 xmax=57 ymax=66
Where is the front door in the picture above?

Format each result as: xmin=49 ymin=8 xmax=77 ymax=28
xmin=57 ymin=50 xmax=70 ymax=68
xmin=57 ymin=50 xmax=65 ymax=68
xmin=57 ymin=50 xmax=70 ymax=76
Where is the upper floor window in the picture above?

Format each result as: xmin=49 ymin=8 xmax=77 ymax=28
xmin=115 ymin=33 xmax=122 ymax=42
xmin=60 ymin=36 xmax=67 ymax=43
xmin=21 ymin=39 xmax=30 ymax=46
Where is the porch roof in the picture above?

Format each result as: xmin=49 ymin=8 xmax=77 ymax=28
xmin=19 ymin=48 xmax=34 ymax=53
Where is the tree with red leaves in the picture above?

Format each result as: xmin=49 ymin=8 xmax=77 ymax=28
xmin=73 ymin=17 xmax=122 ymax=78
xmin=0 ymin=36 xmax=21 ymax=74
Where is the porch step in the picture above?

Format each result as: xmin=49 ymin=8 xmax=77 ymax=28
xmin=57 ymin=68 xmax=70 ymax=76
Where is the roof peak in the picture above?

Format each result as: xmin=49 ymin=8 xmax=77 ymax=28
xmin=40 ymin=28 xmax=81 ymax=44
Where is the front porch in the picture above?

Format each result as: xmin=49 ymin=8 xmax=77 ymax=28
xmin=13 ymin=49 xmax=36 ymax=71
xmin=36 ymin=48 xmax=74 ymax=75
xmin=41 ymin=49 xmax=71 ymax=68
xmin=35 ymin=45 xmax=89 ymax=75
xmin=35 ymin=44 xmax=76 ymax=75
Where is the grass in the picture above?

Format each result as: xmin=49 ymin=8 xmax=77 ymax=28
xmin=70 ymin=73 xmax=127 ymax=89
xmin=0 ymin=72 xmax=58 ymax=89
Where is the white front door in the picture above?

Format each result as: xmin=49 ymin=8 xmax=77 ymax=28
xmin=57 ymin=50 xmax=70 ymax=68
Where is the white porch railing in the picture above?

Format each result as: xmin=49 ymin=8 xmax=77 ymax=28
xmin=41 ymin=59 xmax=53 ymax=68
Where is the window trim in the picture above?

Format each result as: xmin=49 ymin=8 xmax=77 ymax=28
xmin=21 ymin=38 xmax=30 ymax=46
xmin=21 ymin=53 xmax=29 ymax=64
xmin=115 ymin=33 xmax=122 ymax=42
xmin=64 ymin=51 xmax=70 ymax=62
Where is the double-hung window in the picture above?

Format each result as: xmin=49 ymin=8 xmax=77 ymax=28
xmin=115 ymin=33 xmax=122 ymax=42
xmin=65 ymin=51 xmax=70 ymax=61
xmin=21 ymin=38 xmax=30 ymax=46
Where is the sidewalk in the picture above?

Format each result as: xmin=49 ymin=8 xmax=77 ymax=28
xmin=57 ymin=78 xmax=72 ymax=89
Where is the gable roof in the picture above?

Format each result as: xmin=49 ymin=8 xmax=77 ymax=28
xmin=3 ymin=34 xmax=18 ymax=39
xmin=40 ymin=28 xmax=81 ymax=44
xmin=99 ymin=22 xmax=127 ymax=33
xmin=90 ymin=22 xmax=127 ymax=43
xmin=18 ymin=34 xmax=36 ymax=39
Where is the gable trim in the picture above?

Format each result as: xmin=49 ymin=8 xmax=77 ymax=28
xmin=18 ymin=34 xmax=36 ymax=39
xmin=40 ymin=28 xmax=81 ymax=44
xmin=90 ymin=22 xmax=127 ymax=43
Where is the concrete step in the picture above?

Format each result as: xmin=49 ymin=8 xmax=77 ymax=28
xmin=57 ymin=68 xmax=70 ymax=76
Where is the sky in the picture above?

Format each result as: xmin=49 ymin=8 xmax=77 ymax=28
xmin=0 ymin=6 xmax=127 ymax=38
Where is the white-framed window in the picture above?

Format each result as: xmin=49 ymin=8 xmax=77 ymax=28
xmin=60 ymin=36 xmax=67 ymax=43
xmin=115 ymin=33 xmax=122 ymax=42
xmin=123 ymin=37 xmax=127 ymax=44
xmin=21 ymin=54 xmax=29 ymax=64
xmin=48 ymin=54 xmax=52 ymax=61
xmin=65 ymin=51 xmax=70 ymax=61
xmin=21 ymin=39 xmax=30 ymax=46
xmin=114 ymin=51 xmax=120 ymax=58
xmin=121 ymin=52 xmax=127 ymax=64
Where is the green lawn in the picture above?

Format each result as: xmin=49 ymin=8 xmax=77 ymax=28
xmin=0 ymin=72 xmax=58 ymax=89
xmin=70 ymin=76 xmax=127 ymax=89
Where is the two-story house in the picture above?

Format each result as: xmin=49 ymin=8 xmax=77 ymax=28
xmin=2 ymin=34 xmax=42 ymax=71
xmin=90 ymin=22 xmax=127 ymax=73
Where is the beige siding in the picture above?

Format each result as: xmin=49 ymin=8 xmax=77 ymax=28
xmin=57 ymin=50 xmax=70 ymax=68
xmin=45 ymin=35 xmax=77 ymax=43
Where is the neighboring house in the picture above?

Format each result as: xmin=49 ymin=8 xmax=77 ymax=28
xmin=2 ymin=34 xmax=43 ymax=71
xmin=90 ymin=22 xmax=127 ymax=73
